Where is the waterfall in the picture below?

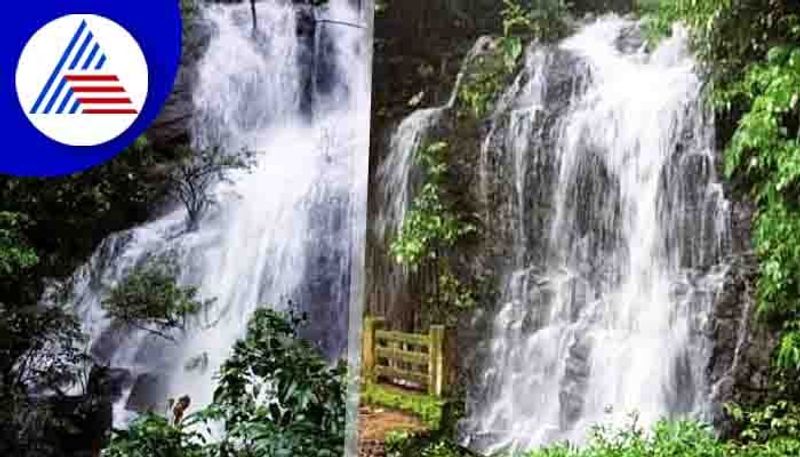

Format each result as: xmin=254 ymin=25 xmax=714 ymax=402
xmin=459 ymin=17 xmax=731 ymax=452
xmin=369 ymin=38 xmax=485 ymax=320
xmin=62 ymin=0 xmax=369 ymax=423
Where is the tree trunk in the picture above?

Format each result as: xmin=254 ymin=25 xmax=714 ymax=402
xmin=251 ymin=0 xmax=257 ymax=31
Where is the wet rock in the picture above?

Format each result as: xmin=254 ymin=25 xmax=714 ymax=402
xmin=104 ymin=367 xmax=133 ymax=403
xmin=148 ymin=13 xmax=211 ymax=150
xmin=32 ymin=365 xmax=115 ymax=457
xmin=708 ymin=253 xmax=778 ymax=430
xmin=126 ymin=373 xmax=169 ymax=414
xmin=559 ymin=335 xmax=592 ymax=426
xmin=614 ymin=23 xmax=644 ymax=53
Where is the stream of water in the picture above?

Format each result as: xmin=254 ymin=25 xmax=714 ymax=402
xmin=63 ymin=0 xmax=369 ymax=423
xmin=464 ymin=17 xmax=731 ymax=451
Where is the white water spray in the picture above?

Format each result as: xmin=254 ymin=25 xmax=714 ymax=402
xmin=65 ymin=0 xmax=369 ymax=423
xmin=460 ymin=17 xmax=731 ymax=452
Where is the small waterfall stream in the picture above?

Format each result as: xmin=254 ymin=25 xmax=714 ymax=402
xmin=62 ymin=0 xmax=369 ymax=423
xmin=464 ymin=18 xmax=731 ymax=451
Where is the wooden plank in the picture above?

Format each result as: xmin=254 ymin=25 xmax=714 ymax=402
xmin=428 ymin=325 xmax=445 ymax=396
xmin=376 ymin=365 xmax=430 ymax=386
xmin=362 ymin=316 xmax=385 ymax=383
xmin=376 ymin=346 xmax=429 ymax=365
xmin=375 ymin=330 xmax=430 ymax=346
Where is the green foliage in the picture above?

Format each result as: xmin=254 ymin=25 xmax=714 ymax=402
xmin=390 ymin=141 xmax=477 ymax=322
xmin=433 ymin=268 xmax=477 ymax=318
xmin=102 ymin=258 xmax=211 ymax=341
xmin=458 ymin=0 xmax=571 ymax=119
xmin=386 ymin=433 xmax=480 ymax=457
xmin=0 ymin=304 xmax=93 ymax=457
xmin=385 ymin=432 xmax=471 ymax=457
xmin=0 ymin=209 xmax=94 ymax=457
xmin=458 ymin=57 xmax=509 ymax=119
xmin=209 ymin=309 xmax=346 ymax=457
xmin=104 ymin=310 xmax=347 ymax=457
xmin=180 ymin=0 xmax=198 ymax=18
xmin=0 ymin=212 xmax=38 ymax=276
xmin=104 ymin=413 xmax=208 ymax=457
xmin=501 ymin=36 xmax=525 ymax=73
xmin=722 ymin=48 xmax=800 ymax=334
xmin=419 ymin=440 xmax=468 ymax=457
xmin=391 ymin=181 xmax=463 ymax=266
xmin=726 ymin=401 xmax=800 ymax=443
xmin=643 ymin=1 xmax=800 ymax=93
xmin=170 ymin=145 xmax=254 ymax=230
xmin=518 ymin=420 xmax=800 ymax=457
xmin=0 ymin=136 xmax=179 ymax=298
xmin=386 ymin=420 xmax=800 ymax=457
xmin=0 ymin=134 xmax=198 ymax=456
xmin=726 ymin=439 xmax=800 ymax=457
xmin=649 ymin=0 xmax=800 ymax=406
xmin=385 ymin=430 xmax=414 ymax=452
xmin=391 ymin=142 xmax=474 ymax=267
xmin=776 ymin=321 xmax=800 ymax=371
xmin=361 ymin=383 xmax=444 ymax=428
xmin=501 ymin=0 xmax=572 ymax=43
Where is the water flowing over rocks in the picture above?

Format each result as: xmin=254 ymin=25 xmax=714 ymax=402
xmin=368 ymin=13 xmax=776 ymax=454
xmin=58 ymin=0 xmax=369 ymax=424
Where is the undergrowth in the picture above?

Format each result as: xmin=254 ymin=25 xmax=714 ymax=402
xmin=361 ymin=383 xmax=444 ymax=429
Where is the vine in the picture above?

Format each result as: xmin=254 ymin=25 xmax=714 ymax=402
xmin=457 ymin=0 xmax=572 ymax=119
xmin=390 ymin=141 xmax=476 ymax=324
xmin=456 ymin=39 xmax=514 ymax=120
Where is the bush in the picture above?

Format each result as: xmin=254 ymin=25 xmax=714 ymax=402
xmin=103 ymin=309 xmax=347 ymax=457
xmin=521 ymin=420 xmax=800 ymax=457
xmin=102 ymin=258 xmax=212 ymax=342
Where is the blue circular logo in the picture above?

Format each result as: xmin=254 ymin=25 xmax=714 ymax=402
xmin=3 ymin=2 xmax=181 ymax=177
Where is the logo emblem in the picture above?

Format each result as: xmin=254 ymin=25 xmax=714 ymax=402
xmin=16 ymin=14 xmax=148 ymax=147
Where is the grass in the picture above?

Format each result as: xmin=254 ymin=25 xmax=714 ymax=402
xmin=361 ymin=383 xmax=445 ymax=429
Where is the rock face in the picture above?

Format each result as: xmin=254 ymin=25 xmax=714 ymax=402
xmin=707 ymin=200 xmax=778 ymax=430
xmin=146 ymin=10 xmax=210 ymax=150
xmin=147 ymin=0 xmax=325 ymax=149
xmin=38 ymin=366 xmax=115 ymax=457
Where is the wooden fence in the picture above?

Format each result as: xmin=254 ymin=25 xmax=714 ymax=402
xmin=362 ymin=316 xmax=446 ymax=396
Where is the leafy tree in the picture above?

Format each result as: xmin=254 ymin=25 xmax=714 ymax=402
xmin=102 ymin=259 xmax=212 ymax=342
xmin=391 ymin=142 xmax=473 ymax=267
xmin=0 ymin=212 xmax=38 ymax=276
xmin=0 ymin=136 xmax=183 ymax=304
xmin=391 ymin=142 xmax=477 ymax=324
xmin=169 ymin=146 xmax=253 ymax=230
xmin=209 ymin=309 xmax=346 ymax=457
xmin=103 ymin=310 xmax=347 ymax=457
xmin=0 ymin=212 xmax=96 ymax=457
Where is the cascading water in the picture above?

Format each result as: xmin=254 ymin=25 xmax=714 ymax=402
xmin=375 ymin=38 xmax=481 ymax=243
xmin=369 ymin=40 xmax=481 ymax=320
xmin=63 ymin=0 xmax=369 ymax=422
xmin=461 ymin=17 xmax=731 ymax=452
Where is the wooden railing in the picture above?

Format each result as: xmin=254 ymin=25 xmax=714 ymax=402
xmin=362 ymin=316 xmax=446 ymax=396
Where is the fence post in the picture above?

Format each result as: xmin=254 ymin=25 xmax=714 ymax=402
xmin=362 ymin=316 xmax=384 ymax=384
xmin=428 ymin=325 xmax=445 ymax=396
